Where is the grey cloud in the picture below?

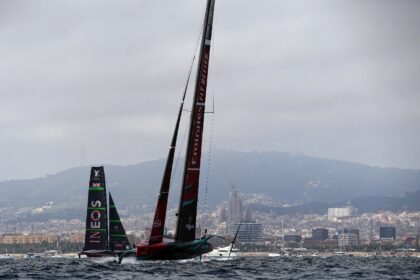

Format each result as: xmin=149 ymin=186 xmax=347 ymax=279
xmin=0 ymin=0 xmax=419 ymax=180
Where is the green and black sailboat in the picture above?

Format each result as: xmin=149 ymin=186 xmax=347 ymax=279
xmin=79 ymin=166 xmax=131 ymax=258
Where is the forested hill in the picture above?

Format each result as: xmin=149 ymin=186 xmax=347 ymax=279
xmin=0 ymin=150 xmax=419 ymax=220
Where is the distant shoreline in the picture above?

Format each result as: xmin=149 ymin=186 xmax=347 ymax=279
xmin=239 ymin=251 xmax=420 ymax=258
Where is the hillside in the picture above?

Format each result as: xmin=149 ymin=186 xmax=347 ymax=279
xmin=0 ymin=150 xmax=419 ymax=220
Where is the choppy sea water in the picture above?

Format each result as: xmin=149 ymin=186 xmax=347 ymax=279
xmin=0 ymin=256 xmax=419 ymax=279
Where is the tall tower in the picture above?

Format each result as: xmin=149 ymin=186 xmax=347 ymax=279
xmin=370 ymin=217 xmax=373 ymax=242
xmin=228 ymin=186 xmax=242 ymax=224
xmin=243 ymin=206 xmax=253 ymax=223
xmin=218 ymin=205 xmax=227 ymax=223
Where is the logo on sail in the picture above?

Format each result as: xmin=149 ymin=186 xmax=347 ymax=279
xmin=185 ymin=224 xmax=195 ymax=230
xmin=153 ymin=219 xmax=162 ymax=228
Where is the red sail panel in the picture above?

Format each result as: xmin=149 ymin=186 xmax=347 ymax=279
xmin=148 ymin=191 xmax=169 ymax=244
xmin=175 ymin=0 xmax=215 ymax=243
xmin=148 ymin=108 xmax=181 ymax=245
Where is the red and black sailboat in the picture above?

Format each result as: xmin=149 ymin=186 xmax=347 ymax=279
xmin=131 ymin=0 xmax=216 ymax=260
xmin=79 ymin=166 xmax=131 ymax=257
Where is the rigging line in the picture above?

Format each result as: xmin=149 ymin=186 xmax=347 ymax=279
xmin=200 ymin=100 xmax=215 ymax=233
xmin=171 ymin=114 xmax=189 ymax=193
xmin=200 ymin=16 xmax=217 ymax=233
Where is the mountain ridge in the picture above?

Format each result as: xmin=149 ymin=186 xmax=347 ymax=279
xmin=0 ymin=150 xmax=419 ymax=220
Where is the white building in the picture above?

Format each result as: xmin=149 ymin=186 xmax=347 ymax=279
xmin=328 ymin=206 xmax=354 ymax=221
xmin=217 ymin=222 xmax=228 ymax=235
xmin=229 ymin=223 xmax=263 ymax=245
xmin=338 ymin=233 xmax=359 ymax=247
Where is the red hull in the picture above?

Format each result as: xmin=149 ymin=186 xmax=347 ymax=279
xmin=135 ymin=240 xmax=212 ymax=260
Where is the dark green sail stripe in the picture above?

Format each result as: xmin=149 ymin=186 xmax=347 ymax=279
xmin=109 ymin=205 xmax=116 ymax=208
xmin=86 ymin=228 xmax=106 ymax=232
xmin=88 ymin=207 xmax=106 ymax=210
xmin=109 ymin=234 xmax=127 ymax=237
xmin=109 ymin=220 xmax=121 ymax=223
xmin=89 ymin=187 xmax=104 ymax=191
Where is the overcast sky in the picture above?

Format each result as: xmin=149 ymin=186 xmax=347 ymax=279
xmin=1 ymin=0 xmax=419 ymax=181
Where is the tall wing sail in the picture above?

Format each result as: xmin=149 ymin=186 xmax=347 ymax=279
xmin=83 ymin=166 xmax=108 ymax=251
xmin=109 ymin=192 xmax=131 ymax=251
xmin=175 ymin=0 xmax=216 ymax=242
